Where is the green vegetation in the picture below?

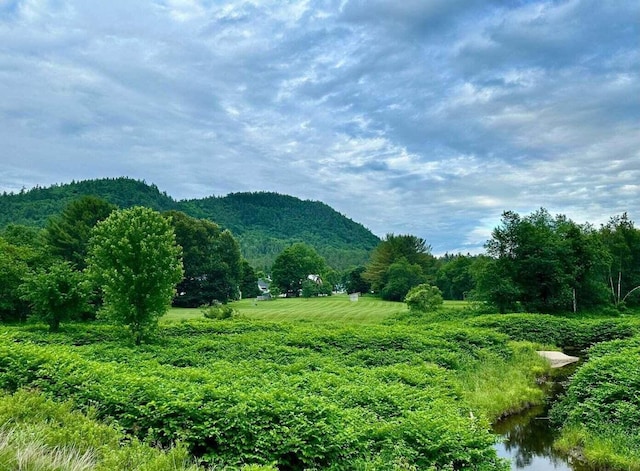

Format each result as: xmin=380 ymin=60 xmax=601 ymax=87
xmin=87 ymin=207 xmax=184 ymax=344
xmin=476 ymin=208 xmax=640 ymax=313
xmin=0 ymin=237 xmax=32 ymax=322
xmin=364 ymin=234 xmax=438 ymax=301
xmin=181 ymin=191 xmax=380 ymax=271
xmin=19 ymin=260 xmax=90 ymax=331
xmin=551 ymin=337 xmax=640 ymax=469
xmin=168 ymin=210 xmax=244 ymax=306
xmin=45 ymin=195 xmax=117 ymax=269
xmin=0 ymin=309 xmax=558 ymax=470
xmin=271 ymin=243 xmax=328 ymax=297
xmin=468 ymin=313 xmax=635 ymax=350
xmin=404 ymin=284 xmax=444 ymax=314
xmin=0 ymin=390 xmax=204 ymax=471
xmin=1 ymin=297 xmax=638 ymax=469
xmin=167 ymin=295 xmax=407 ymax=324
xmin=0 ymin=178 xmax=177 ymax=227
xmin=0 ymin=178 xmax=379 ymax=270
xmin=2 ymin=179 xmax=640 ymax=470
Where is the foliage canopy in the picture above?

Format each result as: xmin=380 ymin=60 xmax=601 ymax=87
xmin=271 ymin=243 xmax=327 ymax=296
xmin=45 ymin=195 xmax=116 ymax=269
xmin=405 ymin=283 xmax=444 ymax=313
xmin=0 ymin=178 xmax=379 ymax=271
xmin=364 ymin=234 xmax=438 ymax=301
xmin=167 ymin=210 xmax=243 ymax=306
xmin=87 ymin=207 xmax=183 ymax=344
xmin=19 ymin=261 xmax=90 ymax=331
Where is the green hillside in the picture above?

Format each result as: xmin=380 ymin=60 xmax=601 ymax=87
xmin=0 ymin=178 xmax=379 ymax=270
xmin=180 ymin=192 xmax=379 ymax=270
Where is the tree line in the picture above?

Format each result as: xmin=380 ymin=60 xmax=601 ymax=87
xmin=0 ymin=178 xmax=379 ymax=271
xmin=348 ymin=208 xmax=640 ymax=314
xmin=2 ymin=195 xmax=639 ymax=344
xmin=0 ymin=196 xmax=260 ymax=343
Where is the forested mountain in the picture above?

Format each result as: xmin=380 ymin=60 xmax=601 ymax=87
xmin=0 ymin=178 xmax=177 ymax=226
xmin=180 ymin=192 xmax=379 ymax=270
xmin=0 ymin=178 xmax=379 ymax=270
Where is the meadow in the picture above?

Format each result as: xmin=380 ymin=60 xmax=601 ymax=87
xmin=0 ymin=295 xmax=638 ymax=470
xmin=164 ymin=296 xmax=468 ymax=323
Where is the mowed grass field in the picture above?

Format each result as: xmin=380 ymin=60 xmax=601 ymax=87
xmin=163 ymin=295 xmax=470 ymax=323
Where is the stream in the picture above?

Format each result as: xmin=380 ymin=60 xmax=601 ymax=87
xmin=492 ymin=357 xmax=586 ymax=471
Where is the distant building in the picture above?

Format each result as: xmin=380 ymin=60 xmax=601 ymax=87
xmin=257 ymin=279 xmax=269 ymax=293
xmin=307 ymin=274 xmax=322 ymax=284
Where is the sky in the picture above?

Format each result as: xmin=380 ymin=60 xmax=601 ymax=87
xmin=1 ymin=0 xmax=638 ymax=254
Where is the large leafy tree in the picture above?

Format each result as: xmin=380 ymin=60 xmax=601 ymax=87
xmin=436 ymin=254 xmax=476 ymax=300
xmin=271 ymin=243 xmax=327 ymax=297
xmin=380 ymin=258 xmax=428 ymax=301
xmin=0 ymin=237 xmax=32 ymax=322
xmin=167 ymin=211 xmax=243 ymax=306
xmin=45 ymin=196 xmax=117 ymax=269
xmin=2 ymin=224 xmax=46 ymax=249
xmin=343 ymin=266 xmax=371 ymax=294
xmin=87 ymin=207 xmax=183 ymax=344
xmin=364 ymin=234 xmax=437 ymax=301
xmin=480 ymin=209 xmax=608 ymax=313
xmin=19 ymin=261 xmax=90 ymax=331
xmin=209 ymin=230 xmax=243 ymax=302
xmin=471 ymin=256 xmax=521 ymax=314
xmin=599 ymin=213 xmax=640 ymax=307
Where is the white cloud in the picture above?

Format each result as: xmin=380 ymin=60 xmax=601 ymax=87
xmin=0 ymin=0 xmax=638 ymax=254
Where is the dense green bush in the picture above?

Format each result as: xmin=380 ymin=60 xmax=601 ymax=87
xmin=468 ymin=314 xmax=635 ymax=350
xmin=404 ymin=284 xmax=444 ymax=313
xmin=550 ymin=338 xmax=640 ymax=469
xmin=201 ymin=301 xmax=238 ymax=320
xmin=0 ymin=389 xmax=204 ymax=471
xmin=0 ymin=321 xmax=516 ymax=470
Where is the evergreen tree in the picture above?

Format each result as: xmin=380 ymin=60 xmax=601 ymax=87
xmin=46 ymin=196 xmax=116 ymax=269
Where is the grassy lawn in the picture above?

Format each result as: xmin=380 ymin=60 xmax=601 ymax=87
xmin=163 ymin=295 xmax=471 ymax=323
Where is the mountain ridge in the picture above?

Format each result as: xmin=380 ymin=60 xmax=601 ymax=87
xmin=0 ymin=177 xmax=379 ymax=270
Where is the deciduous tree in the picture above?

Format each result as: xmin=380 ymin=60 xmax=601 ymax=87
xmin=271 ymin=243 xmax=326 ymax=297
xmin=379 ymin=258 xmax=427 ymax=301
xmin=167 ymin=211 xmax=242 ymax=306
xmin=364 ymin=234 xmax=437 ymax=301
xmin=343 ymin=266 xmax=371 ymax=294
xmin=405 ymin=283 xmax=444 ymax=313
xmin=480 ymin=209 xmax=609 ymax=313
xmin=599 ymin=213 xmax=640 ymax=307
xmin=19 ymin=261 xmax=90 ymax=331
xmin=87 ymin=207 xmax=183 ymax=344
xmin=0 ymin=238 xmax=31 ymax=322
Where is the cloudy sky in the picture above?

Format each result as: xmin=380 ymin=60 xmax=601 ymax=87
xmin=1 ymin=0 xmax=638 ymax=254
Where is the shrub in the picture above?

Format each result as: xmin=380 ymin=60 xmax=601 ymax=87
xmin=0 ymin=389 xmax=201 ymax=471
xmin=0 ymin=322 xmax=513 ymax=470
xmin=201 ymin=300 xmax=238 ymax=319
xmin=551 ymin=340 xmax=640 ymax=469
xmin=469 ymin=314 xmax=635 ymax=350
xmin=404 ymin=284 xmax=443 ymax=313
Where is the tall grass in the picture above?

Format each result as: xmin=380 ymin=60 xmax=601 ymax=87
xmin=0 ymin=429 xmax=95 ymax=471
xmin=0 ymin=390 xmax=213 ymax=471
xmin=456 ymin=342 xmax=548 ymax=421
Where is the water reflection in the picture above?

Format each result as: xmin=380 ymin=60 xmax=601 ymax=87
xmin=492 ymin=359 xmax=587 ymax=471
xmin=493 ymin=405 xmax=573 ymax=470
